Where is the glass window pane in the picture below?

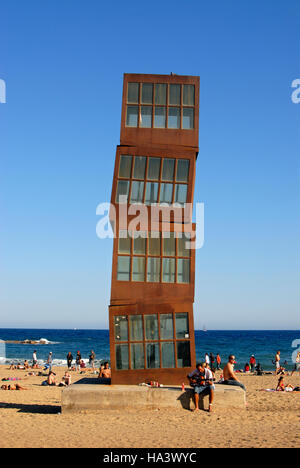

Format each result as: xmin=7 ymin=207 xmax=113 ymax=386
xmin=116 ymin=180 xmax=129 ymax=203
xmin=159 ymin=183 xmax=173 ymax=203
xmin=160 ymin=314 xmax=174 ymax=340
xmin=183 ymin=85 xmax=194 ymax=106
xmin=176 ymin=159 xmax=189 ymax=182
xmin=126 ymin=106 xmax=138 ymax=127
xmin=129 ymin=315 xmax=143 ymax=341
xmin=133 ymin=236 xmax=146 ymax=255
xmin=131 ymin=343 xmax=144 ymax=369
xmin=145 ymin=182 xmax=158 ymax=205
xmin=114 ymin=316 xmax=128 ymax=341
xmin=115 ymin=344 xmax=129 ymax=370
xmin=148 ymin=233 xmax=160 ymax=255
xmin=161 ymin=342 xmax=175 ymax=368
xmin=177 ymin=259 xmax=190 ymax=284
xmin=132 ymin=257 xmax=145 ymax=282
xmin=163 ymin=232 xmax=175 ymax=256
xmin=169 ymin=84 xmax=180 ymax=105
xmin=177 ymin=341 xmax=191 ymax=367
xmin=146 ymin=343 xmax=160 ymax=368
xmin=162 ymin=159 xmax=175 ymax=181
xmin=147 ymin=257 xmax=160 ymax=282
xmin=127 ymin=83 xmax=139 ymax=103
xmin=147 ymin=157 xmax=161 ymax=180
xmin=162 ymin=258 xmax=175 ymax=283
xmin=182 ymin=108 xmax=194 ymax=129
xmin=140 ymin=106 xmax=152 ymax=128
xmin=154 ymin=107 xmax=166 ymax=128
xmin=175 ymin=313 xmax=189 ymax=339
xmin=174 ymin=184 xmax=187 ymax=204
xmin=155 ymin=83 xmax=167 ymax=104
xmin=117 ymin=256 xmax=130 ymax=281
xmin=118 ymin=231 xmax=131 ymax=254
xmin=168 ymin=107 xmax=180 ymax=129
xmin=141 ymin=83 xmax=153 ymax=104
xmin=130 ymin=181 xmax=144 ymax=203
xmin=133 ymin=156 xmax=146 ymax=179
xmin=119 ymin=155 xmax=132 ymax=178
xmin=145 ymin=314 xmax=159 ymax=340
xmin=177 ymin=233 xmax=190 ymax=257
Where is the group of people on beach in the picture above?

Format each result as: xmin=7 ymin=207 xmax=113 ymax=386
xmin=188 ymin=354 xmax=247 ymax=413
xmin=188 ymin=350 xmax=300 ymax=411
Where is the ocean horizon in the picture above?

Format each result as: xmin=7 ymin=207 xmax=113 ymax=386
xmin=1 ymin=328 xmax=299 ymax=372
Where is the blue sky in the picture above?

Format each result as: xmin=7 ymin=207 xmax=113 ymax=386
xmin=0 ymin=0 xmax=299 ymax=329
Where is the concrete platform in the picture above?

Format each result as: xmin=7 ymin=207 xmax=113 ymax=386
xmin=61 ymin=383 xmax=246 ymax=413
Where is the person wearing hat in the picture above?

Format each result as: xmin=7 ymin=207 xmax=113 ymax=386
xmin=250 ymin=355 xmax=256 ymax=373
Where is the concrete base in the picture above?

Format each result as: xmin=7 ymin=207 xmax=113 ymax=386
xmin=61 ymin=383 xmax=246 ymax=413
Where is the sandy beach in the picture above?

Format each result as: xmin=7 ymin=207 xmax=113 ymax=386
xmin=0 ymin=364 xmax=299 ymax=448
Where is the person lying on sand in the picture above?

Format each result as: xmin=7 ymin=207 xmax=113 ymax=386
xmin=276 ymin=366 xmax=286 ymax=376
xmin=276 ymin=376 xmax=294 ymax=392
xmin=2 ymin=377 xmax=18 ymax=380
xmin=1 ymin=384 xmax=27 ymax=390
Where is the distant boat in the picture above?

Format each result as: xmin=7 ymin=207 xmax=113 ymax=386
xmin=203 ymin=325 xmax=207 ymax=332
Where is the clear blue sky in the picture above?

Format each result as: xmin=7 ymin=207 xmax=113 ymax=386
xmin=0 ymin=0 xmax=299 ymax=329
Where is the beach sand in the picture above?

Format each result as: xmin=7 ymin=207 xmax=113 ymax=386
xmin=0 ymin=364 xmax=299 ymax=448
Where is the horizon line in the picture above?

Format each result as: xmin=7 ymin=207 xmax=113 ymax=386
xmin=0 ymin=327 xmax=299 ymax=332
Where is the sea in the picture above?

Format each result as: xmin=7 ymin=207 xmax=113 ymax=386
xmin=0 ymin=329 xmax=299 ymax=371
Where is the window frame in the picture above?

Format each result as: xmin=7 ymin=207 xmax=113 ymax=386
xmin=115 ymin=154 xmax=190 ymax=207
xmin=116 ymin=231 xmax=191 ymax=284
xmin=125 ymin=82 xmax=195 ymax=130
xmin=114 ymin=312 xmax=192 ymax=370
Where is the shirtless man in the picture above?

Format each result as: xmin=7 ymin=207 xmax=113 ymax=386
xmin=47 ymin=371 xmax=58 ymax=386
xmin=99 ymin=362 xmax=111 ymax=379
xmin=275 ymin=351 xmax=281 ymax=373
xmin=221 ymin=355 xmax=246 ymax=391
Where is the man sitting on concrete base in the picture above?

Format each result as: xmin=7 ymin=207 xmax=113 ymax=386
xmin=188 ymin=362 xmax=215 ymax=413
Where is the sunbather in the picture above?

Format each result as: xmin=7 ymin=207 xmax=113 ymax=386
xmin=276 ymin=376 xmax=294 ymax=392
xmin=1 ymin=383 xmax=27 ymax=390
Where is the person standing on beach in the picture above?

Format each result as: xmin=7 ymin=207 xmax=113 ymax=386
xmin=32 ymin=350 xmax=37 ymax=368
xmin=209 ymin=353 xmax=215 ymax=371
xmin=216 ymin=354 xmax=221 ymax=370
xmin=89 ymin=350 xmax=96 ymax=370
xmin=66 ymin=352 xmax=73 ymax=370
xmin=47 ymin=352 xmax=53 ymax=372
xmin=205 ymin=353 xmax=210 ymax=365
xmin=250 ymin=355 xmax=256 ymax=373
xmin=291 ymin=351 xmax=300 ymax=376
xmin=221 ymin=355 xmax=246 ymax=392
xmin=275 ymin=351 xmax=281 ymax=373
xmin=75 ymin=351 xmax=81 ymax=371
